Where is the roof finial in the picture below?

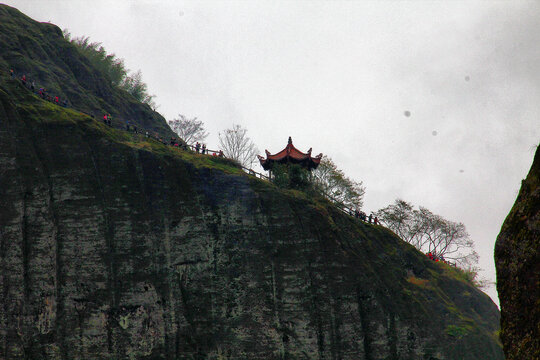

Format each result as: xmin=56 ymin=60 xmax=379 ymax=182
xmin=288 ymin=136 xmax=292 ymax=144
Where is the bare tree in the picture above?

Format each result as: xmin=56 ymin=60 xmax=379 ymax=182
xmin=168 ymin=115 xmax=209 ymax=145
xmin=377 ymin=199 xmax=479 ymax=268
xmin=312 ymin=155 xmax=365 ymax=210
xmin=218 ymin=124 xmax=259 ymax=167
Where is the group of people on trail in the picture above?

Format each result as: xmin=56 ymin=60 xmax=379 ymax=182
xmin=194 ymin=142 xmax=206 ymax=154
xmin=10 ymin=67 xmax=231 ymax=161
xmin=125 ymin=121 xmax=138 ymax=133
xmin=170 ymin=137 xmax=189 ymax=150
xmin=193 ymin=142 xmax=224 ymax=157
xmin=354 ymin=209 xmax=379 ymax=225
xmin=10 ymin=69 xmax=69 ymax=108
xmin=102 ymin=114 xmax=113 ymax=127
xmin=426 ymin=252 xmax=452 ymax=265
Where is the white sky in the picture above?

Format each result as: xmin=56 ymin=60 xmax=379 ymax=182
xmin=6 ymin=0 xmax=540 ymax=306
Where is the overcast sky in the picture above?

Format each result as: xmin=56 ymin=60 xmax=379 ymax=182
xmin=6 ymin=0 xmax=540 ymax=306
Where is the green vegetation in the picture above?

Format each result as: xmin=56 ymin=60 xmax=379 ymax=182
xmin=312 ymin=155 xmax=365 ymax=210
xmin=0 ymin=5 xmax=174 ymax=140
xmin=3 ymin=78 xmax=241 ymax=176
xmin=272 ymin=163 xmax=311 ymax=190
xmin=63 ymin=30 xmax=157 ymax=109
xmin=445 ymin=324 xmax=472 ymax=338
xmin=407 ymin=276 xmax=430 ymax=288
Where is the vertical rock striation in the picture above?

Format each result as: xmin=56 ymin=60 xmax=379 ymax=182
xmin=0 ymin=80 xmax=504 ymax=359
xmin=0 ymin=4 xmax=504 ymax=358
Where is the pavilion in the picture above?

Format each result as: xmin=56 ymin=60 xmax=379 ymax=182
xmin=257 ymin=137 xmax=322 ymax=176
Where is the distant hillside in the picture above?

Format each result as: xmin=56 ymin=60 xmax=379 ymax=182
xmin=0 ymin=4 xmax=504 ymax=360
xmin=0 ymin=4 xmax=174 ymax=138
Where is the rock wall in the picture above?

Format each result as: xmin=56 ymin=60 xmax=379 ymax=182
xmin=495 ymin=146 xmax=540 ymax=360
xmin=0 ymin=79 xmax=504 ymax=360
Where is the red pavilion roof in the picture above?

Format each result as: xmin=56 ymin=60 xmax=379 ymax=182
xmin=257 ymin=137 xmax=322 ymax=171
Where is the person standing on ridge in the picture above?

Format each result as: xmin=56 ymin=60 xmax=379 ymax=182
xmin=368 ymin=214 xmax=373 ymax=224
xmin=10 ymin=69 xmax=15 ymax=79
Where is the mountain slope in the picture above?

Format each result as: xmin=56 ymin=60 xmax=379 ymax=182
xmin=0 ymin=4 xmax=174 ymax=138
xmin=0 ymin=5 xmax=503 ymax=360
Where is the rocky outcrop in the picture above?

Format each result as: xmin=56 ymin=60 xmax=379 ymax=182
xmin=0 ymin=77 xmax=504 ymax=359
xmin=495 ymin=146 xmax=540 ymax=360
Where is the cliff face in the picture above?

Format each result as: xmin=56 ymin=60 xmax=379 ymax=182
xmin=0 ymin=5 xmax=504 ymax=360
xmin=495 ymin=146 xmax=540 ymax=360
xmin=0 ymin=78 xmax=504 ymax=359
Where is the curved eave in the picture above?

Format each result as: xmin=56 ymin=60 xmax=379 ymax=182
xmin=259 ymin=155 xmax=321 ymax=171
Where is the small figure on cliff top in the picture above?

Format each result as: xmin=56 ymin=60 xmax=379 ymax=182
xmin=368 ymin=213 xmax=373 ymax=224
xmin=21 ymin=74 xmax=26 ymax=86
xmin=195 ymin=142 xmax=200 ymax=153
xmin=10 ymin=69 xmax=15 ymax=79
xmin=202 ymin=144 xmax=206 ymax=154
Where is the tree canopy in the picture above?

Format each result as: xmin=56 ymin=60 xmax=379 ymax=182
xmin=219 ymin=124 xmax=259 ymax=168
xmin=168 ymin=115 xmax=209 ymax=145
xmin=376 ymin=199 xmax=479 ymax=268
xmin=311 ymin=155 xmax=365 ymax=210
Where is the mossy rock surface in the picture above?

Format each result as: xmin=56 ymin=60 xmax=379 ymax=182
xmin=495 ymin=145 xmax=540 ymax=360
xmin=0 ymin=4 xmax=504 ymax=360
